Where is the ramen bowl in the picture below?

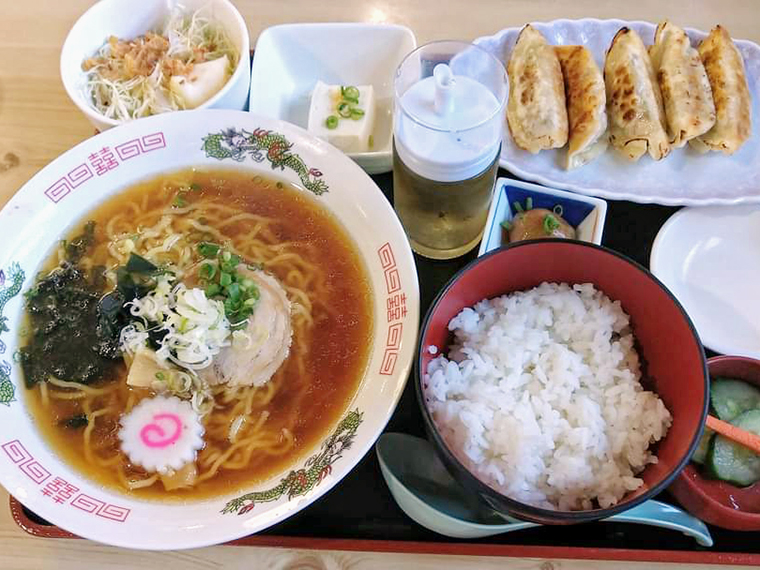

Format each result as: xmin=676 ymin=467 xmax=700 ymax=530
xmin=416 ymin=241 xmax=708 ymax=524
xmin=0 ymin=109 xmax=418 ymax=549
xmin=61 ymin=0 xmax=251 ymax=131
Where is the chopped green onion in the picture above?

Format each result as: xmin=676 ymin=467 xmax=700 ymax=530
xmin=553 ymin=204 xmax=564 ymax=216
xmin=226 ymin=282 xmax=241 ymax=302
xmin=500 ymin=220 xmax=512 ymax=230
xmin=199 ymin=263 xmax=216 ymax=280
xmin=155 ymin=372 xmax=166 ymax=381
xmin=205 ymin=283 xmax=221 ymax=297
xmin=526 ymin=197 xmax=533 ymax=210
xmin=173 ymin=193 xmax=187 ymax=208
xmin=198 ymin=242 xmax=221 ymax=258
xmin=513 ymin=201 xmax=524 ymax=213
xmin=342 ymin=86 xmax=360 ymax=101
xmin=190 ymin=183 xmax=201 ymax=192
xmin=220 ymin=254 xmax=241 ymax=273
xmin=195 ymin=242 xmax=262 ymax=324
xmin=543 ymin=214 xmax=561 ymax=234
xmin=350 ymin=108 xmax=365 ymax=120
xmin=325 ymin=115 xmax=339 ymax=130
xmin=337 ymin=102 xmax=352 ymax=118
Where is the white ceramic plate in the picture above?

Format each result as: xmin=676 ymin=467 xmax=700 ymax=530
xmin=650 ymin=206 xmax=760 ymax=358
xmin=474 ymin=19 xmax=760 ymax=206
xmin=0 ymin=109 xmax=419 ymax=549
xmin=479 ymin=177 xmax=607 ymax=256
xmin=249 ymin=23 xmax=417 ymax=175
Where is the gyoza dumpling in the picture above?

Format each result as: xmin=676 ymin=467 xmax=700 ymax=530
xmin=507 ymin=25 xmax=568 ymax=153
xmin=690 ymin=25 xmax=752 ymax=155
xmin=604 ymin=27 xmax=670 ymax=161
xmin=649 ymin=21 xmax=716 ymax=147
xmin=555 ymin=45 xmax=608 ymax=169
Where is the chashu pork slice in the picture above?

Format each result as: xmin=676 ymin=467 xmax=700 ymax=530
xmin=200 ymin=266 xmax=292 ymax=387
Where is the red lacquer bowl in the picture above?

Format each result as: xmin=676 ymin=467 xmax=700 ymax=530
xmin=416 ymin=240 xmax=709 ymax=524
xmin=669 ymin=356 xmax=760 ymax=530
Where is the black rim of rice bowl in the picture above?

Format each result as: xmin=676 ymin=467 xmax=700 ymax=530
xmin=414 ymin=239 xmax=709 ymax=524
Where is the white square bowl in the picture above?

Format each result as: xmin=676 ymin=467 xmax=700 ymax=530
xmin=249 ymin=23 xmax=417 ymax=175
xmin=479 ymin=178 xmax=607 ymax=256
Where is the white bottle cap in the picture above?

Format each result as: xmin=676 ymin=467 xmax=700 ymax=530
xmin=395 ymin=70 xmax=504 ymax=182
xmin=433 ymin=64 xmax=455 ymax=115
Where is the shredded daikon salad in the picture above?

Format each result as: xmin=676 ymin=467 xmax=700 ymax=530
xmin=120 ymin=275 xmax=231 ymax=371
xmin=81 ymin=6 xmax=238 ymax=121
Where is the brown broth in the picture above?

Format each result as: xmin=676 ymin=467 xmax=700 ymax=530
xmin=24 ymin=168 xmax=374 ymax=501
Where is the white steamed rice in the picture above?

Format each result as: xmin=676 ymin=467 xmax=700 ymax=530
xmin=423 ymin=282 xmax=672 ymax=511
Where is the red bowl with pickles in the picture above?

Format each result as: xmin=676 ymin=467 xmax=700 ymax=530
xmin=669 ymin=355 xmax=760 ymax=531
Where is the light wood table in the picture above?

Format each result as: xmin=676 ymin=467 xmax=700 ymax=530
xmin=0 ymin=1 xmax=758 ymax=568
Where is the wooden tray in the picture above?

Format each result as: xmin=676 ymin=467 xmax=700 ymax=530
xmin=8 ymin=170 xmax=760 ymax=565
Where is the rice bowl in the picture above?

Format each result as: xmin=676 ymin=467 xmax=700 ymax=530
xmin=423 ymin=282 xmax=672 ymax=511
xmin=416 ymin=240 xmax=708 ymax=524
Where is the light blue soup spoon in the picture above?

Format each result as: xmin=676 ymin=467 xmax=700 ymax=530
xmin=376 ymin=432 xmax=713 ymax=547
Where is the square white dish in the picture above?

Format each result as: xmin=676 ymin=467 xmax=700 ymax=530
xmin=249 ymin=23 xmax=417 ymax=175
xmin=474 ymin=19 xmax=760 ymax=206
xmin=479 ymin=177 xmax=607 ymax=256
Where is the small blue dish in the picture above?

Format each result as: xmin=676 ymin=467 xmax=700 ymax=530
xmin=479 ymin=178 xmax=607 ymax=255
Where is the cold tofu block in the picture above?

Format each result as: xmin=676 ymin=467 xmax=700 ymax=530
xmin=307 ymin=81 xmax=376 ymax=153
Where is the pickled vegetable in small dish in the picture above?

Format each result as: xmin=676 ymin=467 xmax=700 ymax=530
xmin=479 ymin=178 xmax=606 ymax=255
xmin=692 ymin=377 xmax=760 ymax=487
xmin=81 ymin=6 xmax=238 ymax=121
xmin=670 ymin=356 xmax=760 ymax=531
xmin=502 ymin=198 xmax=576 ymax=242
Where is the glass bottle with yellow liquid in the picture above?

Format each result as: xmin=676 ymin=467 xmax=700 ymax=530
xmin=393 ymin=41 xmax=507 ymax=260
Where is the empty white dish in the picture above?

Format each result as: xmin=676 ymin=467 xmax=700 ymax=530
xmin=249 ymin=23 xmax=417 ymax=175
xmin=650 ymin=206 xmax=760 ymax=359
